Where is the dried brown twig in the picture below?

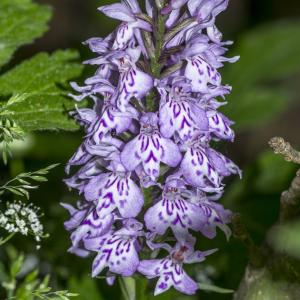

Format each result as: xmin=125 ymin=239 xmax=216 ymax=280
xmin=269 ymin=137 xmax=300 ymax=222
xmin=269 ymin=137 xmax=300 ymax=164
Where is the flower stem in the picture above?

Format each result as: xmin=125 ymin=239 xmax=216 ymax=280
xmin=151 ymin=6 xmax=166 ymax=77
xmin=0 ymin=232 xmax=15 ymax=246
xmin=232 ymin=214 xmax=265 ymax=268
xmin=146 ymin=1 xmax=166 ymax=112
xmin=119 ymin=277 xmax=136 ymax=300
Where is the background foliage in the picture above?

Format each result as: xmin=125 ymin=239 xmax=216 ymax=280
xmin=1 ymin=0 xmax=300 ymax=299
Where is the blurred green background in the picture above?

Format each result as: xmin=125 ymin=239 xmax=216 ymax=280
xmin=1 ymin=0 xmax=300 ymax=299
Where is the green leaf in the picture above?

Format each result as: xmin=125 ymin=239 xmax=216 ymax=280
xmin=0 ymin=0 xmax=51 ymax=68
xmin=253 ymin=151 xmax=297 ymax=194
xmin=198 ymin=282 xmax=234 ymax=294
xmin=0 ymin=163 xmax=58 ymax=199
xmin=225 ymin=21 xmax=300 ymax=86
xmin=24 ymin=270 xmax=39 ymax=284
xmin=222 ymin=88 xmax=287 ymax=131
xmin=0 ymin=50 xmax=83 ymax=131
xmin=222 ymin=21 xmax=300 ymax=131
xmin=10 ymin=254 xmax=24 ymax=278
xmin=30 ymin=176 xmax=48 ymax=182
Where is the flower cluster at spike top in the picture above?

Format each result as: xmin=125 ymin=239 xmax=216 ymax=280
xmin=63 ymin=0 xmax=241 ymax=296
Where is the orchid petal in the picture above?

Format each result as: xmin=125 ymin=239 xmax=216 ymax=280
xmin=98 ymin=4 xmax=135 ymax=22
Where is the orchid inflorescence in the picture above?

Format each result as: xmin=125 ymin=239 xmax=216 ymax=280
xmin=63 ymin=0 xmax=241 ymax=295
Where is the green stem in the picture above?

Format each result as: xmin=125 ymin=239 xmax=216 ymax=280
xmin=0 ymin=232 xmax=15 ymax=246
xmin=119 ymin=277 xmax=136 ymax=300
xmin=7 ymin=288 xmax=15 ymax=299
xmin=146 ymin=1 xmax=166 ymax=112
xmin=151 ymin=8 xmax=165 ymax=77
xmin=232 ymin=214 xmax=265 ymax=268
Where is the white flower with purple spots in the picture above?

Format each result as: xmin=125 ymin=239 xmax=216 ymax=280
xmin=138 ymin=241 xmax=216 ymax=295
xmin=158 ymin=80 xmax=209 ymax=141
xmin=207 ymin=110 xmax=235 ymax=141
xmin=62 ymin=202 xmax=114 ymax=257
xmin=90 ymin=100 xmax=139 ymax=144
xmin=180 ymin=139 xmax=240 ymax=189
xmin=144 ymin=178 xmax=207 ymax=240
xmin=184 ymin=55 xmax=221 ymax=93
xmin=180 ymin=140 xmax=221 ymax=189
xmin=121 ymin=113 xmax=182 ymax=180
xmin=84 ymin=219 xmax=143 ymax=277
xmin=186 ymin=190 xmax=232 ymax=239
xmin=84 ymin=162 xmax=144 ymax=219
xmin=112 ymin=53 xmax=154 ymax=111
xmin=99 ymin=0 xmax=152 ymax=51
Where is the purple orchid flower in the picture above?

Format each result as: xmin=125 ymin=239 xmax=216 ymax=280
xmin=144 ymin=177 xmax=207 ymax=240
xmin=121 ymin=113 xmax=182 ymax=180
xmin=162 ymin=0 xmax=229 ymax=28
xmin=62 ymin=202 xmax=114 ymax=257
xmin=138 ymin=240 xmax=216 ymax=295
xmin=99 ymin=0 xmax=152 ymax=51
xmin=64 ymin=157 xmax=106 ymax=193
xmin=207 ymin=110 xmax=235 ymax=141
xmin=184 ymin=55 xmax=222 ymax=93
xmin=179 ymin=34 xmax=238 ymax=92
xmin=180 ymin=140 xmax=221 ymax=189
xmin=83 ymin=158 xmax=144 ymax=219
xmin=158 ymin=79 xmax=209 ymax=142
xmin=180 ymin=138 xmax=240 ymax=189
xmin=112 ymin=51 xmax=154 ymax=111
xmin=188 ymin=0 xmax=229 ymax=25
xmin=184 ymin=189 xmax=232 ymax=239
xmin=69 ymin=76 xmax=115 ymax=102
xmin=84 ymin=219 xmax=143 ymax=277
xmin=89 ymin=100 xmax=139 ymax=144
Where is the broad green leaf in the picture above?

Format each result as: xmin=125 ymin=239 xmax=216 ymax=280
xmin=225 ymin=21 xmax=300 ymax=86
xmin=0 ymin=50 xmax=83 ymax=131
xmin=0 ymin=0 xmax=51 ymax=68
xmin=222 ymin=21 xmax=300 ymax=131
xmin=222 ymin=88 xmax=287 ymax=131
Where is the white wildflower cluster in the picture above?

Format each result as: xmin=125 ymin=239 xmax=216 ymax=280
xmin=0 ymin=201 xmax=44 ymax=243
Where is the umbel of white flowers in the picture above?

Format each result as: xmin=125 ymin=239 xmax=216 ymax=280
xmin=0 ymin=201 xmax=44 ymax=242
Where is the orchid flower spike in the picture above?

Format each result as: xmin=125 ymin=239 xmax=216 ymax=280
xmin=64 ymin=0 xmax=240 ymax=296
